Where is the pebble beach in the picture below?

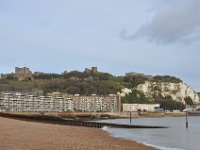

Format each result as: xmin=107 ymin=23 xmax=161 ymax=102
xmin=0 ymin=117 xmax=156 ymax=150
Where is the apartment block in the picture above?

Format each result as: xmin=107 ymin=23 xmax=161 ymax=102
xmin=0 ymin=93 xmax=121 ymax=112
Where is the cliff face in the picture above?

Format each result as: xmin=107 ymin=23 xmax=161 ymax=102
xmin=137 ymin=81 xmax=200 ymax=104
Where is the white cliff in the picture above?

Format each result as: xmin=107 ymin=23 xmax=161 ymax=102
xmin=120 ymin=88 xmax=132 ymax=97
xmin=137 ymin=81 xmax=200 ymax=104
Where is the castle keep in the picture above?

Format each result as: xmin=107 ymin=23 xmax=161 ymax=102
xmin=15 ymin=67 xmax=33 ymax=81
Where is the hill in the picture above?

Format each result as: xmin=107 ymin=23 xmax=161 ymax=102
xmin=0 ymin=70 xmax=199 ymax=106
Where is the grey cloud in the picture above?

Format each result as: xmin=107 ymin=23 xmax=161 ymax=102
xmin=122 ymin=0 xmax=200 ymax=44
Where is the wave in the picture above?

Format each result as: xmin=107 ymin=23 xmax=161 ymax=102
xmin=101 ymin=127 xmax=185 ymax=150
xmin=102 ymin=126 xmax=109 ymax=131
xmin=144 ymin=143 xmax=185 ymax=150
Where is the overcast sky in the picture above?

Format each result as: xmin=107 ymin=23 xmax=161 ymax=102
xmin=0 ymin=0 xmax=200 ymax=91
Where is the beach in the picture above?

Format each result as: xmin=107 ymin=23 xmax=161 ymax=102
xmin=0 ymin=117 xmax=155 ymax=150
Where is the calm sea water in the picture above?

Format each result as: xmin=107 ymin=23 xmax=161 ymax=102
xmin=97 ymin=117 xmax=200 ymax=150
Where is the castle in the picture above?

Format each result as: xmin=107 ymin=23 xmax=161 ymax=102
xmin=15 ymin=67 xmax=33 ymax=81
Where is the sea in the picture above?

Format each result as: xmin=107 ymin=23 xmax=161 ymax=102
xmin=97 ymin=116 xmax=200 ymax=150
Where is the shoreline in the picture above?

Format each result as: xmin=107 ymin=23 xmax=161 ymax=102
xmin=101 ymin=126 xmax=159 ymax=150
xmin=0 ymin=117 xmax=156 ymax=150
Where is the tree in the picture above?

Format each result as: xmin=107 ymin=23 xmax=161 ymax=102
xmin=151 ymin=75 xmax=182 ymax=83
xmin=124 ymin=89 xmax=149 ymax=104
xmin=0 ymin=79 xmax=9 ymax=84
xmin=123 ymin=75 xmax=148 ymax=88
xmin=6 ymin=74 xmax=16 ymax=80
xmin=155 ymin=99 xmax=185 ymax=111
xmin=184 ymin=96 xmax=193 ymax=105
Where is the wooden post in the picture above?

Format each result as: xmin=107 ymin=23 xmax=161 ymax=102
xmin=129 ymin=105 xmax=132 ymax=124
xmin=185 ymin=101 xmax=188 ymax=128
xmin=186 ymin=110 xmax=188 ymax=128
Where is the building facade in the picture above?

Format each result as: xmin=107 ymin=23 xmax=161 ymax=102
xmin=0 ymin=93 xmax=121 ymax=112
xmin=0 ymin=74 xmax=7 ymax=80
xmin=85 ymin=67 xmax=98 ymax=74
xmin=15 ymin=67 xmax=33 ymax=81
xmin=123 ymin=104 xmax=160 ymax=112
xmin=73 ymin=94 xmax=121 ymax=112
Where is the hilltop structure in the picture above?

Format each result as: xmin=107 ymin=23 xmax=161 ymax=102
xmin=85 ymin=67 xmax=98 ymax=73
xmin=0 ymin=74 xmax=6 ymax=79
xmin=15 ymin=67 xmax=33 ymax=81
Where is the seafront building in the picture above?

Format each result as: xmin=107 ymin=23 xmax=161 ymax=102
xmin=0 ymin=92 xmax=121 ymax=112
xmin=123 ymin=103 xmax=160 ymax=112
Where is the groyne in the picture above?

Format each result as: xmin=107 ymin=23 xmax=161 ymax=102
xmin=0 ymin=112 xmax=168 ymax=129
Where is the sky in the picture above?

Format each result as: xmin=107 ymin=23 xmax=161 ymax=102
xmin=0 ymin=0 xmax=200 ymax=91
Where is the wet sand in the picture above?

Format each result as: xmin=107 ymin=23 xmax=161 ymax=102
xmin=0 ymin=117 xmax=156 ymax=150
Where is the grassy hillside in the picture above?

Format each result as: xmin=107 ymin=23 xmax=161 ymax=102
xmin=0 ymin=71 xmax=182 ymax=96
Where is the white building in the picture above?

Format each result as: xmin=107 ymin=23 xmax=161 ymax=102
xmin=123 ymin=104 xmax=160 ymax=112
xmin=0 ymin=93 xmax=121 ymax=112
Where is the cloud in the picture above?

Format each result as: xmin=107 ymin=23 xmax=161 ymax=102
xmin=121 ymin=0 xmax=200 ymax=44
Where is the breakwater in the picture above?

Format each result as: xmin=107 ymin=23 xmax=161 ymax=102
xmin=0 ymin=112 xmax=167 ymax=129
